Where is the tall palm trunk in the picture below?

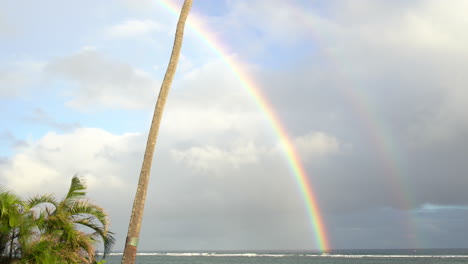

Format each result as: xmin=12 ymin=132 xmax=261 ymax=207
xmin=121 ymin=1 xmax=192 ymax=263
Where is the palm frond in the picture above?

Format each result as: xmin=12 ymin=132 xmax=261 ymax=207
xmin=65 ymin=175 xmax=87 ymax=201
xmin=1 ymin=175 xmax=114 ymax=262
xmin=0 ymin=190 xmax=22 ymax=218
xmin=68 ymin=200 xmax=109 ymax=229
xmin=73 ymin=218 xmax=115 ymax=257
xmin=27 ymin=194 xmax=58 ymax=209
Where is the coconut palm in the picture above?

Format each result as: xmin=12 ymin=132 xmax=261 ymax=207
xmin=0 ymin=190 xmax=53 ymax=262
xmin=25 ymin=176 xmax=115 ymax=264
xmin=1 ymin=176 xmax=114 ymax=264
xmin=121 ymin=1 xmax=193 ymax=263
xmin=0 ymin=189 xmax=23 ymax=259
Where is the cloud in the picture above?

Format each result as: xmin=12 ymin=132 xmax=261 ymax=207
xmin=26 ymin=108 xmax=80 ymax=132
xmin=408 ymin=83 xmax=468 ymax=147
xmin=418 ymin=204 xmax=468 ymax=212
xmin=45 ymin=48 xmax=159 ymax=110
xmin=119 ymin=0 xmax=157 ymax=11
xmin=171 ymin=130 xmax=342 ymax=174
xmin=229 ymin=0 xmax=468 ymax=215
xmin=171 ymin=141 xmax=263 ymax=173
xmin=239 ymin=0 xmax=468 ymax=207
xmin=0 ymin=127 xmax=148 ymax=249
xmin=0 ymin=130 xmax=16 ymax=143
xmin=0 ymin=11 xmax=7 ymax=36
xmin=107 ymin=19 xmax=163 ymax=38
xmin=0 ymin=130 xmax=28 ymax=150
xmin=294 ymin=132 xmax=341 ymax=162
xmin=0 ymin=61 xmax=44 ymax=97
xmin=305 ymin=0 xmax=468 ymax=151
xmin=0 ymin=128 xmax=141 ymax=195
xmin=0 ymin=126 xmax=334 ymax=250
xmin=222 ymin=0 xmax=468 ymax=53
xmin=222 ymin=0 xmax=315 ymax=43
xmin=0 ymin=9 xmax=17 ymax=38
xmin=3 ymin=0 xmax=468 ymax=250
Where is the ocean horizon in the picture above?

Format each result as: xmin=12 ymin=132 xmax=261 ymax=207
xmin=102 ymin=248 xmax=468 ymax=264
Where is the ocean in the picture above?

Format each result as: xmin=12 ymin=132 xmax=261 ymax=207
xmin=103 ymin=249 xmax=468 ymax=264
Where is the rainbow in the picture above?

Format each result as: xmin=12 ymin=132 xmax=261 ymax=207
xmin=291 ymin=4 xmax=422 ymax=248
xmin=287 ymin=2 xmax=419 ymax=247
xmin=157 ymin=0 xmax=330 ymax=251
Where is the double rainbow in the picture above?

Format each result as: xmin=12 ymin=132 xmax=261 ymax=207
xmin=158 ymin=0 xmax=330 ymax=251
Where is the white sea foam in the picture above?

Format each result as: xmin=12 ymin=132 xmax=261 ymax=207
xmin=106 ymin=252 xmax=468 ymax=258
xmin=107 ymin=252 xmax=294 ymax=257
xmin=308 ymin=254 xmax=468 ymax=258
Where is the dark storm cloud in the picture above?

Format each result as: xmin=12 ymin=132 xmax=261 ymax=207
xmin=246 ymin=0 xmax=468 ymax=214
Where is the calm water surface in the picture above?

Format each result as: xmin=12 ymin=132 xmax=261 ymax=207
xmin=103 ymin=249 xmax=468 ymax=264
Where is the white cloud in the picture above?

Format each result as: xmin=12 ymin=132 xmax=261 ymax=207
xmin=171 ymin=141 xmax=263 ymax=173
xmin=27 ymin=108 xmax=80 ymax=132
xmin=171 ymin=131 xmax=341 ymax=174
xmin=0 ymin=11 xmax=8 ymax=36
xmin=0 ymin=126 xmax=323 ymax=250
xmin=293 ymin=132 xmax=341 ymax=161
xmin=0 ymin=61 xmax=44 ymax=97
xmin=227 ymin=0 xmax=468 ymax=52
xmin=45 ymin=48 xmax=159 ymax=110
xmin=157 ymin=56 xmax=266 ymax=140
xmin=337 ymin=0 xmax=468 ymax=54
xmin=4 ymin=0 xmax=468 ymax=249
xmin=175 ymin=53 xmax=194 ymax=74
xmin=161 ymin=105 xmax=265 ymax=141
xmin=120 ymin=0 xmax=157 ymax=11
xmin=0 ymin=127 xmax=149 ymax=249
xmin=0 ymin=128 xmax=142 ymax=196
xmin=221 ymin=0 xmax=314 ymax=45
xmin=107 ymin=19 xmax=163 ymax=38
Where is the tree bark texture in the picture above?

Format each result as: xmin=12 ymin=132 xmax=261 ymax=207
xmin=121 ymin=1 xmax=193 ymax=263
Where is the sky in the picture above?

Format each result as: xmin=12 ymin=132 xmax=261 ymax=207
xmin=1 ymin=0 xmax=468 ymax=252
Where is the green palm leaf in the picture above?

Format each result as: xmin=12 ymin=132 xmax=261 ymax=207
xmin=65 ymin=175 xmax=87 ymax=201
xmin=1 ymin=175 xmax=114 ymax=263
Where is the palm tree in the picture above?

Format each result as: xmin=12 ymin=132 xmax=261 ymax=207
xmin=0 ymin=189 xmax=53 ymax=262
xmin=0 ymin=189 xmax=23 ymax=260
xmin=24 ymin=176 xmax=115 ymax=264
xmin=1 ymin=176 xmax=114 ymax=264
xmin=121 ymin=1 xmax=193 ymax=263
